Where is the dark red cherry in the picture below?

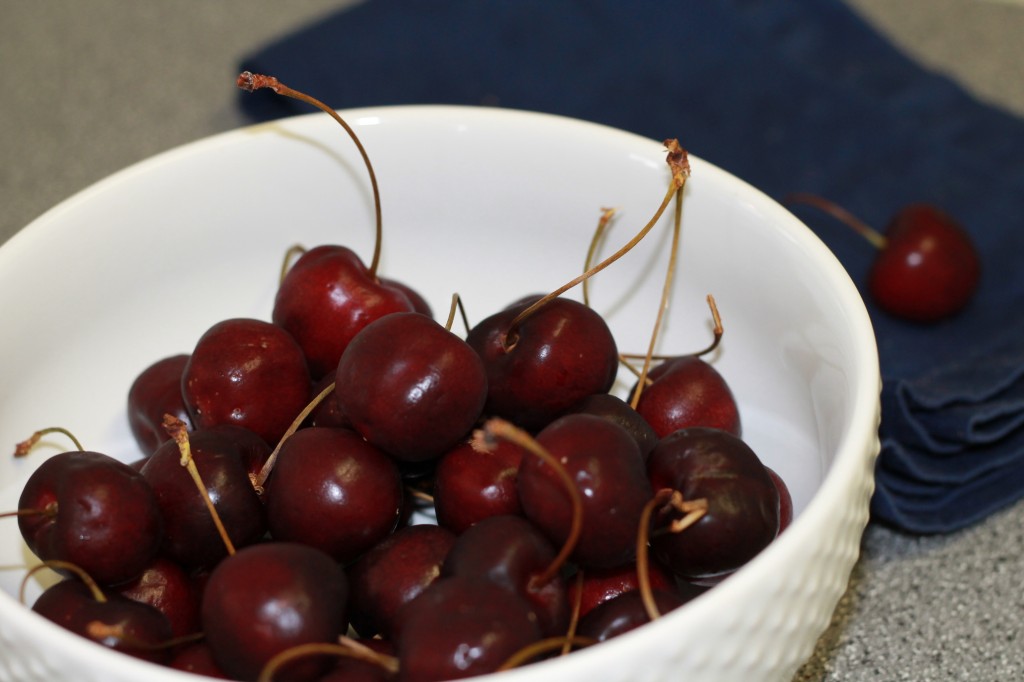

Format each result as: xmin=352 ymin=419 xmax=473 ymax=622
xmin=633 ymin=355 xmax=741 ymax=438
xmin=140 ymin=426 xmax=267 ymax=571
xmin=567 ymin=558 xmax=680 ymax=619
xmin=18 ymin=451 xmax=163 ymax=586
xmin=647 ymin=427 xmax=779 ymax=582
xmin=432 ymin=438 xmax=525 ymax=534
xmin=442 ymin=514 xmax=569 ymax=636
xmin=182 ymin=317 xmax=311 ymax=447
xmin=273 ymin=245 xmax=416 ymax=379
xmin=787 ymin=194 xmax=980 ymax=322
xmin=520 ymin=414 xmax=652 ymax=568
xmin=113 ymin=557 xmax=201 ymax=639
xmin=869 ymin=203 xmax=980 ymax=322
xmin=465 ymin=297 xmax=619 ymax=432
xmin=347 ymin=524 xmax=456 ymax=640
xmin=264 ymin=427 xmax=403 ymax=563
xmin=395 ymin=576 xmax=542 ymax=682
xmin=335 ymin=312 xmax=488 ymax=463
xmin=126 ymin=354 xmax=192 ymax=457
xmin=576 ymin=589 xmax=687 ymax=643
xmin=201 ymin=542 xmax=348 ymax=682
xmin=33 ymin=578 xmax=174 ymax=664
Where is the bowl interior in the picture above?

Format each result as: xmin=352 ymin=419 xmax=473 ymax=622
xmin=0 ymin=106 xmax=877 ymax=679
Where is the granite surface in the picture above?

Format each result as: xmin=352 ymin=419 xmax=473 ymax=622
xmin=2 ymin=2 xmax=1022 ymax=679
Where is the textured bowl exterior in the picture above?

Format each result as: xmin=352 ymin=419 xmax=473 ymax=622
xmin=0 ymin=106 xmax=880 ymax=682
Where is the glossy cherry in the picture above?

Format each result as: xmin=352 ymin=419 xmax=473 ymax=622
xmin=113 ymin=557 xmax=201 ymax=639
xmin=18 ymin=451 xmax=163 ymax=586
xmin=633 ymin=355 xmax=741 ymax=438
xmin=567 ymin=558 xmax=681 ymax=619
xmin=869 ymin=203 xmax=981 ymax=322
xmin=787 ymin=194 xmax=980 ymax=322
xmin=140 ymin=425 xmax=268 ymax=571
xmin=432 ymin=438 xmax=525 ymax=534
xmin=442 ymin=514 xmax=570 ymax=637
xmin=201 ymin=542 xmax=349 ymax=682
xmin=519 ymin=413 xmax=652 ymax=568
xmin=264 ymin=426 xmax=403 ymax=563
xmin=647 ymin=427 xmax=779 ymax=582
xmin=466 ymin=296 xmax=619 ymax=432
xmin=395 ymin=575 xmax=541 ymax=682
xmin=346 ymin=524 xmax=456 ymax=640
xmin=126 ymin=353 xmax=192 ymax=457
xmin=274 ymin=245 xmax=417 ymax=379
xmin=181 ymin=317 xmax=311 ymax=447
xmin=335 ymin=312 xmax=488 ymax=462
xmin=33 ymin=578 xmax=174 ymax=665
xmin=576 ymin=589 xmax=687 ymax=643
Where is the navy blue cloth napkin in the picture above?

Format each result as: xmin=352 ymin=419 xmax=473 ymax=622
xmin=238 ymin=0 xmax=1024 ymax=533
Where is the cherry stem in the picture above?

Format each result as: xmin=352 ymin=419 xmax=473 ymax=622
xmin=472 ymin=418 xmax=583 ymax=587
xmin=620 ymin=293 xmax=724 ymax=374
xmin=13 ymin=427 xmax=85 ymax=457
xmin=20 ymin=560 xmax=106 ymax=605
xmin=784 ymin=192 xmax=888 ymax=250
xmin=257 ymin=638 xmax=399 ymax=682
xmin=237 ymin=71 xmax=385 ymax=278
xmin=163 ymin=415 xmax=236 ymax=557
xmin=616 ymin=354 xmax=648 ymax=383
xmin=564 ymin=570 xmax=585 ymax=656
xmin=406 ymin=486 xmax=434 ymax=504
xmin=689 ymin=294 xmax=723 ymax=357
xmin=630 ymin=179 xmax=685 ymax=410
xmin=503 ymin=140 xmax=690 ymax=348
xmin=637 ymin=489 xmax=708 ymax=621
xmin=444 ymin=293 xmax=461 ymax=332
xmin=256 ymin=381 xmax=337 ymax=489
xmin=497 ymin=635 xmax=597 ymax=671
xmin=279 ymin=243 xmax=308 ymax=285
xmin=581 ymin=207 xmax=619 ymax=308
xmin=455 ymin=293 xmax=471 ymax=335
xmin=0 ymin=507 xmax=56 ymax=521
xmin=637 ymin=489 xmax=673 ymax=621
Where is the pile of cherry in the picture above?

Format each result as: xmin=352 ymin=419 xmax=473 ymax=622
xmin=6 ymin=74 xmax=795 ymax=682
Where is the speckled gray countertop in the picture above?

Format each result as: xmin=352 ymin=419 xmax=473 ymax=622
xmin=2 ymin=2 xmax=1023 ymax=679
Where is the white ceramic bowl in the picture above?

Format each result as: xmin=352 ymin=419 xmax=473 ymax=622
xmin=0 ymin=106 xmax=880 ymax=682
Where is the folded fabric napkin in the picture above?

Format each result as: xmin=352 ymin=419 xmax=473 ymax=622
xmin=238 ymin=0 xmax=1024 ymax=533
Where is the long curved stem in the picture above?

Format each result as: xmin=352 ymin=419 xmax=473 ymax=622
xmin=581 ymin=207 xmax=618 ymax=308
xmin=237 ymin=72 xmax=384 ymax=277
xmin=630 ymin=182 xmax=684 ymax=409
xmin=504 ymin=140 xmax=690 ymax=346
xmin=785 ymin=192 xmax=887 ymax=250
